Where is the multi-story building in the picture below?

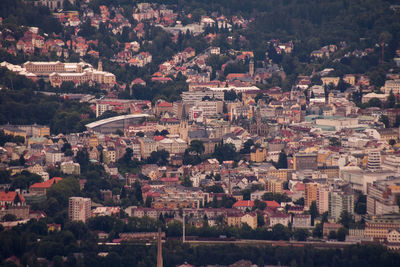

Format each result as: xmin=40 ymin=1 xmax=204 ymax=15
xmin=265 ymin=178 xmax=283 ymax=194
xmin=241 ymin=213 xmax=257 ymax=229
xmin=292 ymin=214 xmax=311 ymax=229
xmin=23 ymin=61 xmax=116 ymax=87
xmin=304 ymin=183 xmax=318 ymax=208
xmin=45 ymin=147 xmax=63 ymax=165
xmin=316 ymin=185 xmax=329 ymax=214
xmin=139 ymin=137 xmax=158 ymax=159
xmin=269 ymin=213 xmax=291 ymax=227
xmin=294 ymin=153 xmax=318 ymax=171
xmin=181 ymin=90 xmax=224 ymax=105
xmin=367 ymin=149 xmax=381 ymax=171
xmin=382 ymin=79 xmax=400 ymax=94
xmin=157 ymin=137 xmax=187 ymax=155
xmin=328 ymin=188 xmax=354 ymax=221
xmin=68 ymin=197 xmax=91 ymax=223
xmin=189 ymin=101 xmax=223 ymax=120
xmin=60 ymin=161 xmax=81 ymax=175
xmin=367 ymin=178 xmax=400 ymax=216
xmin=29 ymin=177 xmax=62 ymax=196
xmin=365 ymin=214 xmax=400 ymax=241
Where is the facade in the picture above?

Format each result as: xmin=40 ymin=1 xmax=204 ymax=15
xmin=294 ymin=153 xmax=318 ymax=171
xmin=61 ymin=161 xmax=81 ymax=175
xmin=367 ymin=150 xmax=381 ymax=171
xmin=269 ymin=213 xmax=290 ymax=227
xmin=367 ymin=179 xmax=400 ymax=216
xmin=241 ymin=213 xmax=257 ymax=229
xmin=265 ymin=178 xmax=283 ymax=194
xmin=29 ymin=177 xmax=62 ymax=196
xmin=139 ymin=137 xmax=158 ymax=159
xmin=365 ymin=214 xmax=400 ymax=241
xmin=23 ymin=61 xmax=116 ymax=87
xmin=68 ymin=197 xmax=91 ymax=223
xmin=157 ymin=137 xmax=187 ymax=155
xmin=292 ymin=214 xmax=311 ymax=229
xmin=316 ymin=185 xmax=329 ymax=214
xmin=304 ymin=183 xmax=318 ymax=208
xmin=382 ymin=79 xmax=400 ymax=94
xmin=328 ymin=190 xmax=354 ymax=221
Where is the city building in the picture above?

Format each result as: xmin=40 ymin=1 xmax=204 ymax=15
xmin=304 ymin=183 xmax=318 ymax=208
xmin=68 ymin=197 xmax=91 ymax=223
xmin=328 ymin=188 xmax=354 ymax=221
xmin=294 ymin=153 xmax=318 ymax=171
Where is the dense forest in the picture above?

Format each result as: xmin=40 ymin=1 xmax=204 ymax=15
xmin=0 ymin=88 xmax=95 ymax=134
xmin=0 ymin=217 xmax=400 ymax=267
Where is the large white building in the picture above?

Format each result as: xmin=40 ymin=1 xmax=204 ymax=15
xmin=22 ymin=61 xmax=116 ymax=87
xmin=382 ymin=79 xmax=400 ymax=94
xmin=68 ymin=197 xmax=91 ymax=223
xmin=328 ymin=189 xmax=354 ymax=221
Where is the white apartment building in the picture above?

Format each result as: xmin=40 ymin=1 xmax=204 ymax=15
xmin=328 ymin=190 xmax=354 ymax=221
xmin=382 ymin=79 xmax=400 ymax=94
xmin=68 ymin=197 xmax=91 ymax=223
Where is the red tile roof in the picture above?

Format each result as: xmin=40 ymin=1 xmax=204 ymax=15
xmin=30 ymin=177 xmax=62 ymax=189
xmin=0 ymin=191 xmax=25 ymax=203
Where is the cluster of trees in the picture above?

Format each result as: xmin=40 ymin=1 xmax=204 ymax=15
xmin=0 ymin=130 xmax=25 ymax=146
xmin=0 ymin=89 xmax=95 ymax=134
xmin=1 ymin=214 xmax=400 ymax=266
xmin=0 ymin=0 xmax=62 ymax=34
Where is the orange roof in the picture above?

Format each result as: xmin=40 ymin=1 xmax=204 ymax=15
xmin=30 ymin=177 xmax=62 ymax=189
xmin=233 ymin=200 xmax=254 ymax=207
xmin=265 ymin=200 xmax=280 ymax=208
xmin=157 ymin=101 xmax=172 ymax=107
xmin=233 ymin=200 xmax=281 ymax=208
xmin=0 ymin=191 xmax=25 ymax=203
xmin=226 ymin=73 xmax=247 ymax=79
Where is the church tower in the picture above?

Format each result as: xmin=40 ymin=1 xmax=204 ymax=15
xmin=98 ymin=60 xmax=103 ymax=71
xmin=249 ymin=58 xmax=254 ymax=77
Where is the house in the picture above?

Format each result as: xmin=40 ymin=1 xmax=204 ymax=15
xmin=292 ymin=214 xmax=311 ymax=229
xmin=241 ymin=212 xmax=258 ymax=229
xmin=323 ymin=222 xmax=342 ymax=236
xmin=29 ymin=177 xmax=62 ymax=195
xmin=269 ymin=213 xmax=290 ymax=227
xmin=0 ymin=191 xmax=26 ymax=208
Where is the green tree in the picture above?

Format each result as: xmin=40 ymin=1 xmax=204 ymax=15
xmin=309 ymin=201 xmax=319 ymax=226
xmin=189 ymin=140 xmax=205 ymax=155
xmin=379 ymin=115 xmax=389 ymax=128
xmin=276 ymin=150 xmax=288 ymax=169
xmin=293 ymin=228 xmax=309 ymax=241
xmin=386 ymin=90 xmax=396 ymax=108
xmin=337 ymin=227 xmax=348 ymax=241
xmin=181 ymin=176 xmax=193 ymax=187
xmin=339 ymin=210 xmax=354 ymax=229
xmin=368 ymin=98 xmax=382 ymax=108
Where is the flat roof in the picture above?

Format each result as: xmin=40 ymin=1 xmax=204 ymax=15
xmin=86 ymin=114 xmax=150 ymax=129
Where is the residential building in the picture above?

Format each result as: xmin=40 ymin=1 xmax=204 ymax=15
xmin=269 ymin=213 xmax=290 ymax=227
xmin=139 ymin=137 xmax=158 ymax=159
xmin=60 ymin=161 xmax=80 ymax=175
xmin=29 ymin=177 xmax=62 ymax=195
xmin=68 ymin=197 xmax=91 ymax=223
xmin=328 ymin=189 xmax=354 ymax=221
xmin=367 ymin=178 xmax=400 ymax=216
xmin=292 ymin=214 xmax=311 ymax=229
xmin=294 ymin=153 xmax=318 ymax=171
xmin=265 ymin=178 xmax=283 ymax=194
xmin=305 ymin=183 xmax=318 ymax=208
xmin=241 ymin=213 xmax=257 ymax=229
xmin=365 ymin=214 xmax=400 ymax=241
xmin=316 ymin=185 xmax=329 ymax=214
